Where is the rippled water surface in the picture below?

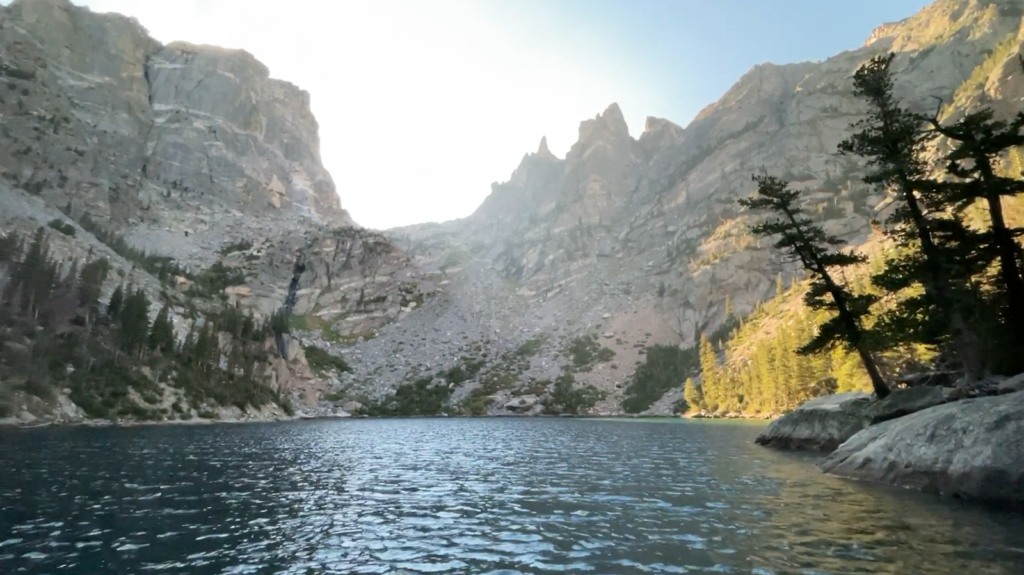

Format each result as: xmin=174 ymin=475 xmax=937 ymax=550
xmin=2 ymin=418 xmax=1024 ymax=574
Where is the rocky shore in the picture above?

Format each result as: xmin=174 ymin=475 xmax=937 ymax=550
xmin=756 ymin=375 xmax=1024 ymax=507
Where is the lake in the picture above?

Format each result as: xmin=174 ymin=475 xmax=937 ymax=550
xmin=1 ymin=418 xmax=1023 ymax=574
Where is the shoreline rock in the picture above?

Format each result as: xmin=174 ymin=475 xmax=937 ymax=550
xmin=754 ymin=392 xmax=872 ymax=451
xmin=820 ymin=391 xmax=1024 ymax=507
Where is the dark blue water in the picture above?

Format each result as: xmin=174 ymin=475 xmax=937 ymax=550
xmin=1 ymin=418 xmax=1023 ymax=574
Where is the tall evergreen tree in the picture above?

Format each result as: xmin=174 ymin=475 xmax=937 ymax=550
xmin=699 ymin=334 xmax=721 ymax=408
xmin=118 ymin=288 xmax=150 ymax=356
xmin=78 ymin=258 xmax=110 ymax=313
xmin=107 ymin=284 xmax=124 ymax=320
xmin=925 ymin=106 xmax=1024 ymax=369
xmin=683 ymin=376 xmax=703 ymax=411
xmin=739 ymin=174 xmax=890 ymax=398
xmin=839 ymin=53 xmax=987 ymax=383
xmin=149 ymin=303 xmax=175 ymax=353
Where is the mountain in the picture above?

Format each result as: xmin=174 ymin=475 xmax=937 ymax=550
xmin=0 ymin=0 xmax=434 ymax=422
xmin=361 ymin=0 xmax=1024 ymax=414
xmin=3 ymin=0 xmax=1024 ymax=422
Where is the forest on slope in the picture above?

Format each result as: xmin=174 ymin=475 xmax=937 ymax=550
xmin=664 ymin=53 xmax=1024 ymax=416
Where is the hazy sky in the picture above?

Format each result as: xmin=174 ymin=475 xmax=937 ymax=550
xmin=62 ymin=0 xmax=929 ymax=229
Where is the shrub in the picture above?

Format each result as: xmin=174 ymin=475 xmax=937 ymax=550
xmin=47 ymin=219 xmax=75 ymax=237
xmin=565 ymin=336 xmax=615 ymax=370
xmin=304 ymin=345 xmax=351 ymax=374
xmin=219 ymin=240 xmax=253 ymax=255
xmin=515 ymin=337 xmax=546 ymax=357
xmin=543 ymin=373 xmax=604 ymax=415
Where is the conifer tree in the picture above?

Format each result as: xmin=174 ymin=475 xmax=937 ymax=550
xmin=118 ymin=288 xmax=150 ymax=356
xmin=739 ymin=173 xmax=890 ymax=398
xmin=78 ymin=258 xmax=110 ymax=316
xmin=840 ymin=53 xmax=986 ymax=382
xmin=149 ymin=303 xmax=175 ymax=353
xmin=107 ymin=284 xmax=124 ymax=320
xmin=925 ymin=106 xmax=1024 ymax=369
xmin=699 ymin=334 xmax=721 ymax=409
xmin=683 ymin=376 xmax=703 ymax=411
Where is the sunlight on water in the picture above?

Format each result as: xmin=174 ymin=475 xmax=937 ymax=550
xmin=2 ymin=418 xmax=1023 ymax=574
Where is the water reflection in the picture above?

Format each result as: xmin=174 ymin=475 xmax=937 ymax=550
xmin=1 ymin=418 xmax=1023 ymax=574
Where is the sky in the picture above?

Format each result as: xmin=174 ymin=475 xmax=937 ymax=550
xmin=54 ymin=0 xmax=928 ymax=229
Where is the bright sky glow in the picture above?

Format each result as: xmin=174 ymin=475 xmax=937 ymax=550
xmin=32 ymin=1 xmax=928 ymax=229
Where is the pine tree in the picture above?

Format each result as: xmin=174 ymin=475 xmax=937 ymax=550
xmin=840 ymin=53 xmax=986 ymax=383
xmin=78 ymin=258 xmax=110 ymax=312
xmin=699 ymin=334 xmax=721 ymax=410
xmin=149 ymin=303 xmax=175 ymax=353
xmin=925 ymin=106 xmax=1024 ymax=371
xmin=683 ymin=376 xmax=703 ymax=411
xmin=118 ymin=288 xmax=150 ymax=356
xmin=739 ymin=173 xmax=890 ymax=398
xmin=107 ymin=284 xmax=124 ymax=320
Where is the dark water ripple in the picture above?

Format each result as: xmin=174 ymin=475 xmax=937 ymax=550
xmin=2 ymin=418 xmax=1023 ymax=574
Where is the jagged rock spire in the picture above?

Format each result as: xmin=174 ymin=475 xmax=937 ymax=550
xmin=537 ymin=136 xmax=555 ymax=158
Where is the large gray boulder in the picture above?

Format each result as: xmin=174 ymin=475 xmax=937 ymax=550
xmin=864 ymin=385 xmax=946 ymax=424
xmin=755 ymin=392 xmax=872 ymax=452
xmin=821 ymin=391 xmax=1024 ymax=506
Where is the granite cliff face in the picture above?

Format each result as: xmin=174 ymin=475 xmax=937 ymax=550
xmin=355 ymin=0 xmax=1024 ymax=414
xmin=0 ymin=0 xmax=430 ymax=421
xmin=4 ymin=0 xmax=1024 ymax=420
xmin=0 ymin=0 xmax=348 ymax=226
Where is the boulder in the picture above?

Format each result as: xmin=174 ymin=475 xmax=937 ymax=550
xmin=755 ymin=392 xmax=871 ymax=452
xmin=998 ymin=373 xmax=1024 ymax=395
xmin=17 ymin=410 xmax=39 ymax=424
xmin=504 ymin=395 xmax=539 ymax=413
xmin=821 ymin=392 xmax=1024 ymax=507
xmin=342 ymin=401 xmax=363 ymax=414
xmin=864 ymin=386 xmax=946 ymax=425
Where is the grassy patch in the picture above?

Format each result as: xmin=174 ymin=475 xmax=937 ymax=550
xmin=515 ymin=336 xmax=546 ymax=357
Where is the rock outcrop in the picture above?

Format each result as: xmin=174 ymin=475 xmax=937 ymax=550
xmin=820 ymin=391 xmax=1024 ymax=507
xmin=754 ymin=392 xmax=872 ymax=451
xmin=0 ymin=0 xmax=349 ymax=228
xmin=0 ymin=0 xmax=424 ymax=423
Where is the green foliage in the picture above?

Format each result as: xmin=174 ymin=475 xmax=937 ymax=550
xmin=542 ymin=373 xmax=605 ymax=415
xmin=683 ymin=377 xmax=702 ymax=412
xmin=77 ymin=214 xmax=191 ymax=286
xmin=565 ymin=335 xmax=615 ymax=371
xmin=47 ymin=219 xmax=75 ymax=237
xmin=515 ymin=336 xmax=546 ymax=357
xmin=739 ymin=173 xmax=888 ymax=397
xmin=304 ymin=345 xmax=351 ymax=374
xmin=462 ymin=371 xmax=517 ymax=415
xmin=186 ymin=262 xmax=247 ymax=298
xmin=219 ymin=240 xmax=253 ymax=255
xmin=361 ymin=376 xmax=451 ymax=416
xmin=0 ymin=231 xmax=290 ymax=421
xmin=622 ymin=344 xmax=699 ymax=413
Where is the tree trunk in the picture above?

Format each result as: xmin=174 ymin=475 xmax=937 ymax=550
xmin=898 ymin=176 xmax=987 ymax=382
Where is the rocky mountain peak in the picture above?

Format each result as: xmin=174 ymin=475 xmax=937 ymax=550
xmin=578 ymin=102 xmax=631 ymax=144
xmin=537 ymin=136 xmax=556 ymax=159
